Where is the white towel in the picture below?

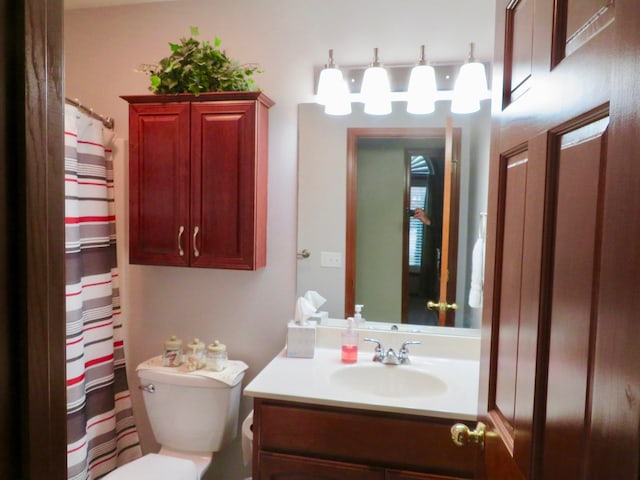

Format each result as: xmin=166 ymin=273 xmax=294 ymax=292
xmin=137 ymin=356 xmax=248 ymax=386
xmin=468 ymin=236 xmax=485 ymax=309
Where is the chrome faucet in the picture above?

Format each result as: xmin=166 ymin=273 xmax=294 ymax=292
xmin=364 ymin=338 xmax=421 ymax=365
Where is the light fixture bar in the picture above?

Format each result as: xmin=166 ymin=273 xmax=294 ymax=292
xmin=314 ymin=44 xmax=491 ymax=115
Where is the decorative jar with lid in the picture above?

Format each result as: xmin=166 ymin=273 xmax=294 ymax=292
xmin=206 ymin=340 xmax=228 ymax=371
xmin=186 ymin=338 xmax=206 ymax=371
xmin=162 ymin=335 xmax=183 ymax=367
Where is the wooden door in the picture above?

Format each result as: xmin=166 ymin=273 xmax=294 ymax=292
xmin=476 ymin=0 xmax=640 ymax=478
xmin=434 ymin=118 xmax=460 ymax=326
xmin=128 ymin=102 xmax=191 ymax=266
xmin=191 ymin=100 xmax=260 ymax=269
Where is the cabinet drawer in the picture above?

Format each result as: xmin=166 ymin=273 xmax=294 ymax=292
xmin=259 ymin=452 xmax=385 ymax=480
xmin=257 ymin=400 xmax=475 ymax=478
xmin=387 ymin=469 xmax=466 ymax=480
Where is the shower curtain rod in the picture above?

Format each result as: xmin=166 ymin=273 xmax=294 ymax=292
xmin=65 ymin=97 xmax=115 ymax=130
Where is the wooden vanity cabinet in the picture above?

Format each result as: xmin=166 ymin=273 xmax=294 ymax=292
xmin=122 ymin=92 xmax=273 ymax=270
xmin=252 ymin=398 xmax=476 ymax=480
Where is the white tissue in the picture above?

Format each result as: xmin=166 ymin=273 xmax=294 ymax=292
xmin=304 ymin=290 xmax=326 ymax=310
xmin=294 ymin=290 xmax=326 ymax=324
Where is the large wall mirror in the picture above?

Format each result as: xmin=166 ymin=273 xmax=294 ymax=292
xmin=296 ymin=101 xmax=490 ymax=329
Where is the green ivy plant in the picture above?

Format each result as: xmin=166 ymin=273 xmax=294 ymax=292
xmin=145 ymin=27 xmax=261 ymax=95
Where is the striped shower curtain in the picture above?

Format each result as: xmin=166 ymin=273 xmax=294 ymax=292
xmin=65 ymin=105 xmax=142 ymax=480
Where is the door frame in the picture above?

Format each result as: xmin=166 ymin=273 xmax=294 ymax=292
xmin=1 ymin=0 xmax=67 ymax=477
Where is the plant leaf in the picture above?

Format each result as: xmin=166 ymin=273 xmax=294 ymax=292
xmin=190 ymin=26 xmax=199 ymax=37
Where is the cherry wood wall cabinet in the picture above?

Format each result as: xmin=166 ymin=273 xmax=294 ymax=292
xmin=252 ymin=398 xmax=477 ymax=480
xmin=122 ymin=92 xmax=274 ymax=270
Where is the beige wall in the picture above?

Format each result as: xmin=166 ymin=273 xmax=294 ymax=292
xmin=64 ymin=1 xmax=495 ymax=478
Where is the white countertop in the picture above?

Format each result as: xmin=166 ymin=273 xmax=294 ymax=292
xmin=244 ymin=331 xmax=480 ymax=421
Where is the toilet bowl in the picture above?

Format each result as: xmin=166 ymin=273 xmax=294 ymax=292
xmin=104 ymin=357 xmax=245 ymax=479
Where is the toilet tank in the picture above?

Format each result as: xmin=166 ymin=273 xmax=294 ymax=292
xmin=137 ymin=361 xmax=244 ymax=454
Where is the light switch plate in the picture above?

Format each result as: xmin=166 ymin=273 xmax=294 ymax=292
xmin=320 ymin=251 xmax=342 ymax=268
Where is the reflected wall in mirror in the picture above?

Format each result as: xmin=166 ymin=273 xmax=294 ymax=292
xmin=297 ymin=101 xmax=490 ymax=328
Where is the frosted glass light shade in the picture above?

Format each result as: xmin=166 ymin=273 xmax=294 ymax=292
xmin=325 ymin=80 xmax=352 ymax=116
xmin=407 ymin=64 xmax=437 ymax=114
xmin=451 ymin=62 xmax=488 ymax=114
xmin=361 ymin=66 xmax=391 ymax=115
xmin=316 ymin=67 xmax=345 ymax=106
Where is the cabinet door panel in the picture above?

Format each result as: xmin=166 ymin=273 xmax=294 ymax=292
xmin=128 ymin=102 xmax=190 ymax=266
xmin=191 ymin=101 xmax=258 ymax=269
xmin=259 ymin=452 xmax=385 ymax=480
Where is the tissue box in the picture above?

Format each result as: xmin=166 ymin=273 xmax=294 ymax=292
xmin=308 ymin=310 xmax=329 ymax=325
xmin=287 ymin=321 xmax=316 ymax=358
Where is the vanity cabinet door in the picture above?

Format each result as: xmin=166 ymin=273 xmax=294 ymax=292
xmin=259 ymin=452 xmax=385 ymax=480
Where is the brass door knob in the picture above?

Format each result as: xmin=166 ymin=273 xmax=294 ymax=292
xmin=426 ymin=300 xmax=459 ymax=313
xmin=451 ymin=422 xmax=486 ymax=448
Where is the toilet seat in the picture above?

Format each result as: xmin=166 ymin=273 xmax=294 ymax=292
xmin=103 ymin=453 xmax=198 ymax=480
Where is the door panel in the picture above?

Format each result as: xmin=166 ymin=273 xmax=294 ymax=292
xmin=494 ymin=152 xmax=528 ymax=436
xmin=482 ymin=136 xmax=548 ymax=479
xmin=542 ymin=115 xmax=608 ymax=478
xmin=504 ymin=0 xmax=534 ymax=102
xmin=563 ymin=1 xmax=615 ymax=58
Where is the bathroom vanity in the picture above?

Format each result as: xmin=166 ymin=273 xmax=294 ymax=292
xmin=244 ymin=325 xmax=480 ymax=479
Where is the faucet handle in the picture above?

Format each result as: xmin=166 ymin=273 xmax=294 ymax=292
xmin=364 ymin=338 xmax=385 ymax=362
xmin=400 ymin=340 xmax=421 ymax=351
xmin=398 ymin=340 xmax=421 ymax=364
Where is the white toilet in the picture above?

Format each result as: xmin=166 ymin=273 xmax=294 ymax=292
xmin=104 ymin=358 xmax=245 ymax=479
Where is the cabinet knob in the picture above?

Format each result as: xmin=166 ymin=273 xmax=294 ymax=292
xmin=177 ymin=225 xmax=185 ymax=256
xmin=193 ymin=226 xmax=200 ymax=257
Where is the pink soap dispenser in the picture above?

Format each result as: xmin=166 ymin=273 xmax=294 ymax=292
xmin=341 ymin=317 xmax=358 ymax=363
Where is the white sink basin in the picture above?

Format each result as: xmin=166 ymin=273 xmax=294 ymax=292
xmin=329 ymin=364 xmax=447 ymax=398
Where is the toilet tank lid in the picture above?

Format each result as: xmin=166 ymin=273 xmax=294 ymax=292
xmin=104 ymin=454 xmax=198 ymax=480
xmin=137 ymin=356 xmax=246 ymax=388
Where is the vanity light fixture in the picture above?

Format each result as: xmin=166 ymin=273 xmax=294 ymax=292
xmin=316 ymin=49 xmax=352 ymax=115
xmin=451 ymin=43 xmax=489 ymax=114
xmin=314 ymin=43 xmax=490 ymax=116
xmin=360 ymin=48 xmax=392 ymax=115
xmin=407 ymin=45 xmax=437 ymax=115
